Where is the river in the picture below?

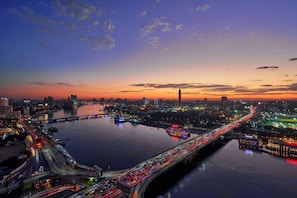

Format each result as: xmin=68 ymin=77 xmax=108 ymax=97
xmin=44 ymin=103 xmax=297 ymax=198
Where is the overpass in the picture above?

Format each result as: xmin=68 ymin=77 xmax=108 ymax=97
xmin=70 ymin=105 xmax=256 ymax=198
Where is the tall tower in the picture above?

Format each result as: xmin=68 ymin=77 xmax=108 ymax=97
xmin=178 ymin=88 xmax=181 ymax=107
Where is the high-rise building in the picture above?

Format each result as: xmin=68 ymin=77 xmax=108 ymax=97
xmin=0 ymin=97 xmax=12 ymax=118
xmin=143 ymin=97 xmax=149 ymax=105
xmin=48 ymin=96 xmax=54 ymax=108
xmin=44 ymin=96 xmax=54 ymax=108
xmin=154 ymin=98 xmax=159 ymax=106
xmin=178 ymin=88 xmax=181 ymax=106
xmin=0 ymin=97 xmax=9 ymax=106
xmin=71 ymin=94 xmax=78 ymax=106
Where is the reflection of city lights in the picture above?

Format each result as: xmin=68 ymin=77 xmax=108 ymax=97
xmin=118 ymin=123 xmax=124 ymax=128
xmin=286 ymin=158 xmax=297 ymax=166
xmin=245 ymin=150 xmax=253 ymax=155
xmin=202 ymin=163 xmax=206 ymax=170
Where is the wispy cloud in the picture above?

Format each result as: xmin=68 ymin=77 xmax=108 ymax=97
xmin=80 ymin=35 xmax=115 ymax=50
xmin=196 ymin=4 xmax=211 ymax=11
xmin=104 ymin=19 xmax=115 ymax=33
xmin=56 ymin=82 xmax=74 ymax=87
xmin=8 ymin=1 xmax=115 ymax=51
xmin=140 ymin=10 xmax=148 ymax=16
xmin=256 ymin=66 xmax=279 ymax=70
xmin=130 ymin=82 xmax=297 ymax=95
xmin=130 ymin=83 xmax=232 ymax=89
xmin=288 ymin=58 xmax=297 ymax=61
xmin=140 ymin=17 xmax=171 ymax=36
xmin=145 ymin=36 xmax=160 ymax=48
xmin=31 ymin=81 xmax=75 ymax=87
xmin=40 ymin=42 xmax=49 ymax=47
xmin=120 ymin=90 xmax=143 ymax=93
xmin=53 ymin=0 xmax=100 ymax=21
xmin=176 ymin=24 xmax=183 ymax=31
xmin=8 ymin=6 xmax=53 ymax=24
xmin=31 ymin=82 xmax=49 ymax=86
xmin=93 ymin=20 xmax=99 ymax=26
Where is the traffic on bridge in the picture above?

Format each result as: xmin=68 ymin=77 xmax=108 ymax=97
xmin=70 ymin=105 xmax=256 ymax=197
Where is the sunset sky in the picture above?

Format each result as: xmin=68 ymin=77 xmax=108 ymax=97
xmin=1 ymin=0 xmax=297 ymax=101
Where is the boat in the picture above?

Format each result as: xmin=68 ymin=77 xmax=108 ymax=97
xmin=166 ymin=125 xmax=190 ymax=139
xmin=114 ymin=115 xmax=125 ymax=123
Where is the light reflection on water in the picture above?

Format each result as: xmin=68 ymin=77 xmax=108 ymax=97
xmin=158 ymin=140 xmax=297 ymax=198
xmin=46 ymin=104 xmax=193 ymax=170
xmin=45 ymin=104 xmax=297 ymax=197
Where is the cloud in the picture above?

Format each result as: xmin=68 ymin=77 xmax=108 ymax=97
xmin=140 ymin=17 xmax=171 ymax=36
xmin=256 ymin=66 xmax=279 ymax=70
xmin=8 ymin=2 xmax=116 ymax=51
xmin=92 ymin=35 xmax=116 ymax=50
xmin=120 ymin=90 xmax=143 ymax=93
xmin=40 ymin=42 xmax=49 ymax=47
xmin=8 ymin=6 xmax=53 ymax=24
xmin=130 ymin=83 xmax=233 ymax=89
xmin=145 ymin=36 xmax=160 ymax=49
xmin=81 ymin=35 xmax=116 ymax=50
xmin=196 ymin=4 xmax=211 ymax=11
xmin=289 ymin=58 xmax=297 ymax=61
xmin=31 ymin=82 xmax=49 ymax=86
xmin=176 ymin=24 xmax=183 ymax=31
xmin=56 ymin=82 xmax=74 ymax=87
xmin=53 ymin=0 xmax=99 ymax=21
xmin=140 ymin=10 xmax=148 ymax=16
xmin=93 ymin=20 xmax=99 ymax=26
xmin=31 ymin=81 xmax=75 ymax=87
xmin=40 ymin=27 xmax=56 ymax=34
xmin=104 ymin=19 xmax=115 ymax=33
xmin=287 ymin=83 xmax=297 ymax=90
xmin=129 ymin=82 xmax=297 ymax=98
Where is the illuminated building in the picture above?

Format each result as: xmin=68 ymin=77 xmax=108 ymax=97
xmin=154 ymin=98 xmax=159 ymax=106
xmin=0 ymin=97 xmax=9 ymax=106
xmin=143 ymin=97 xmax=149 ymax=105
xmin=44 ymin=96 xmax=54 ymax=108
xmin=71 ymin=94 xmax=78 ymax=106
xmin=0 ymin=97 xmax=12 ymax=118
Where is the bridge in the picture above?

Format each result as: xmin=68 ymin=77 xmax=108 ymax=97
xmin=42 ymin=113 xmax=106 ymax=124
xmin=70 ymin=105 xmax=256 ymax=197
xmin=1 ymin=106 xmax=255 ymax=197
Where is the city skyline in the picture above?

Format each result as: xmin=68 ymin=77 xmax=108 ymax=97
xmin=1 ymin=0 xmax=297 ymax=100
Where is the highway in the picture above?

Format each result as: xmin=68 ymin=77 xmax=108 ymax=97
xmin=0 ymin=118 xmax=100 ymax=197
xmin=1 ymin=106 xmax=255 ymax=197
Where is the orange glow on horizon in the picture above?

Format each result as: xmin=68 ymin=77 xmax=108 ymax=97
xmin=1 ymin=83 xmax=297 ymax=101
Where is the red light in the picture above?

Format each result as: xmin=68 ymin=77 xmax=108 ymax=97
xmin=286 ymin=158 xmax=297 ymax=166
xmin=285 ymin=142 xmax=297 ymax=147
xmin=171 ymin=124 xmax=179 ymax=128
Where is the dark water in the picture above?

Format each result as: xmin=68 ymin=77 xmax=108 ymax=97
xmin=146 ymin=140 xmax=297 ymax=198
xmin=45 ymin=104 xmax=193 ymax=170
xmin=45 ymin=104 xmax=297 ymax=198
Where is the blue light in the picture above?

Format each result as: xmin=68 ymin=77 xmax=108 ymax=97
xmin=245 ymin=150 xmax=253 ymax=155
